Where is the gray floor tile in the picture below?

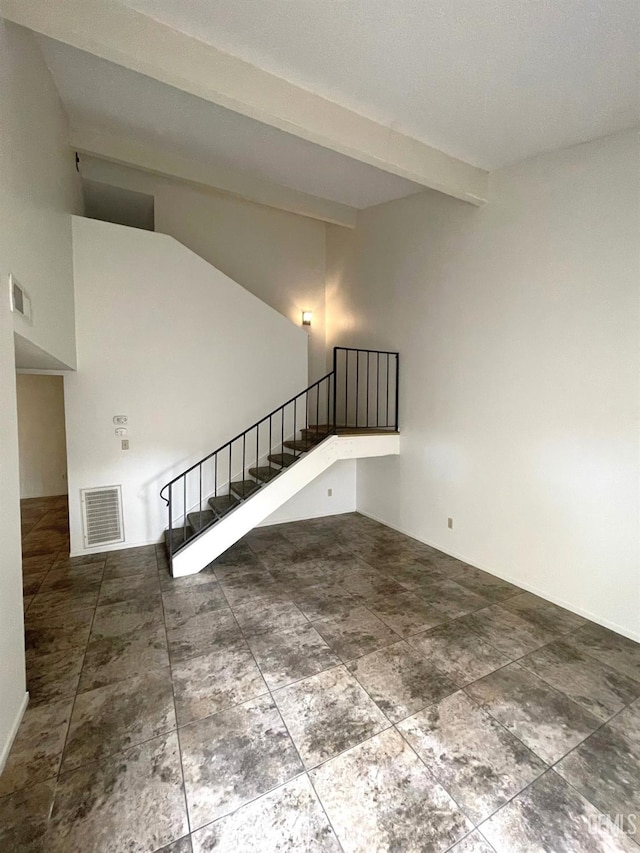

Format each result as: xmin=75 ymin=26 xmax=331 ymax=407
xmin=162 ymin=583 xmax=227 ymax=627
xmin=79 ymin=624 xmax=170 ymax=691
xmin=232 ymin=597 xmax=309 ymax=637
xmin=46 ymin=732 xmax=187 ymax=852
xmin=0 ymin=699 xmax=72 ymax=795
xmin=448 ymin=832 xmax=496 ymax=852
xmin=398 ymin=691 xmax=546 ymax=823
xmin=555 ymin=698 xmax=640 ymax=841
xmin=97 ymin=573 xmax=161 ymax=606
xmin=26 ymin=646 xmax=85 ymax=706
xmin=25 ymin=608 xmax=94 ymax=655
xmin=273 ymin=664 xmax=389 ymax=767
xmin=481 ymin=770 xmax=638 ymax=852
xmin=247 ymin=622 xmax=341 ymax=689
xmin=501 ymin=591 xmax=586 ymax=636
xmin=179 ymin=694 xmax=302 ymax=829
xmin=90 ymin=597 xmax=164 ymax=639
xmin=520 ymin=638 xmax=640 ymax=722
xmin=310 ymin=727 xmax=472 ymax=852
xmin=288 ymin=582 xmax=358 ymax=620
xmin=313 ymin=605 xmax=400 ymax=660
xmin=409 ymin=621 xmax=512 ymax=687
xmin=450 ymin=567 xmax=520 ymax=603
xmin=457 ymin=604 xmax=563 ymax=660
xmin=565 ymin=622 xmax=640 ymax=682
xmin=166 ymin=608 xmax=241 ymax=663
xmin=465 ymin=662 xmax=601 ymax=764
xmin=365 ymin=589 xmax=447 ymax=637
xmin=191 ymin=775 xmax=340 ymax=852
xmin=172 ymin=641 xmax=268 ymax=725
xmin=62 ymin=668 xmax=176 ymax=770
xmin=0 ymin=779 xmax=56 ymax=853
xmin=347 ymin=640 xmax=458 ymax=723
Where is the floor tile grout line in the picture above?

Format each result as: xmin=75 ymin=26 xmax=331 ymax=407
xmin=156 ymin=557 xmax=193 ymax=844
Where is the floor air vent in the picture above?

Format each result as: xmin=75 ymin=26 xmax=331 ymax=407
xmin=81 ymin=486 xmax=124 ymax=548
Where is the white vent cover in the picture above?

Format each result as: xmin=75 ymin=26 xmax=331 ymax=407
xmin=81 ymin=486 xmax=124 ymax=548
xmin=9 ymin=274 xmax=32 ymax=323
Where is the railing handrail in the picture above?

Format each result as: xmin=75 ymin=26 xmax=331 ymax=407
xmin=160 ymin=368 xmax=334 ymax=503
xmin=334 ymin=346 xmax=400 ymax=356
xmin=160 ymin=346 xmax=400 ymax=506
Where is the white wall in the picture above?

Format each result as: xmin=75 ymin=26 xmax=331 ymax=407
xmin=1 ymin=25 xmax=81 ymax=369
xmin=0 ymin=21 xmax=80 ymax=768
xmin=80 ymin=158 xmax=328 ymax=382
xmin=66 ymin=217 xmax=309 ymax=555
xmin=260 ymin=460 xmax=357 ymax=526
xmin=327 ymin=130 xmax=640 ymax=640
xmin=16 ymin=374 xmax=68 ymax=499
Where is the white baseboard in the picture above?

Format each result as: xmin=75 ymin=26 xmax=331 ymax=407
xmin=0 ymin=692 xmax=29 ymax=775
xmin=357 ymin=508 xmax=640 ymax=644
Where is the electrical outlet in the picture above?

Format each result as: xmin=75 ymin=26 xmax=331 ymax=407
xmin=327 ymin=488 xmax=333 ymax=497
xmin=121 ymin=439 xmax=129 ymax=450
xmin=447 ymin=517 xmax=454 ymax=530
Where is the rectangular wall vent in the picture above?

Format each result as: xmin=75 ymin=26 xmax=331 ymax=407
xmin=81 ymin=486 xmax=124 ymax=548
xmin=9 ymin=274 xmax=32 ymax=323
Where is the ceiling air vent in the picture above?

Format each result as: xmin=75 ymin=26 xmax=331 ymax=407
xmin=81 ymin=486 xmax=124 ymax=548
xmin=9 ymin=274 xmax=32 ymax=323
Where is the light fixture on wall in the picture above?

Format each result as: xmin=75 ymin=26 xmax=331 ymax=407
xmin=302 ymin=310 xmax=312 ymax=326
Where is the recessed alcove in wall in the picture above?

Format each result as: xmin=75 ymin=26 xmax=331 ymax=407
xmin=82 ymin=177 xmax=155 ymax=231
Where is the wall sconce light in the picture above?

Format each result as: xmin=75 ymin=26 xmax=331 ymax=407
xmin=302 ymin=310 xmax=312 ymax=326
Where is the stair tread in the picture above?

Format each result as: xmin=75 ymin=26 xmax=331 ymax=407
xmin=248 ymin=466 xmax=280 ymax=483
xmin=268 ymin=453 xmax=297 ymax=468
xmin=187 ymin=510 xmax=216 ymax=531
xmin=164 ymin=525 xmax=193 ymax=553
xmin=208 ymin=495 xmax=240 ymax=517
xmin=229 ymin=479 xmax=260 ymax=499
xmin=283 ymin=439 xmax=317 ymax=451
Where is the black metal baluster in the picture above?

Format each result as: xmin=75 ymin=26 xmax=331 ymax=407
xmin=269 ymin=416 xmax=272 ymax=466
xmin=242 ymin=434 xmax=246 ymax=495
xmin=183 ymin=476 xmax=187 ymax=543
xmin=366 ymin=352 xmax=370 ymax=427
xmin=355 ymin=351 xmax=359 ymax=428
xmin=376 ymin=352 xmax=380 ymax=427
xmin=214 ymin=453 xmax=218 ymax=497
xmin=293 ymin=398 xmax=297 ymax=454
xmin=168 ymin=482 xmax=173 ymax=571
xmin=345 ymin=350 xmax=348 ymax=428
xmin=394 ymin=353 xmax=400 ymax=431
xmin=199 ymin=464 xmax=202 ymax=528
xmin=256 ymin=424 xmax=259 ymax=478
xmin=386 ymin=353 xmax=389 ymax=427
xmin=332 ymin=348 xmax=337 ymax=431
xmin=316 ymin=383 xmax=320 ymax=441
xmin=229 ymin=444 xmax=232 ymax=500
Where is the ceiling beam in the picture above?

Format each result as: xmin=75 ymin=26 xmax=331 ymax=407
xmin=1 ymin=0 xmax=489 ymax=206
xmin=70 ymin=124 xmax=358 ymax=228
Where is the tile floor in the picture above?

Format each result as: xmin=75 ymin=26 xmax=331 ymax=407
xmin=3 ymin=495 xmax=640 ymax=851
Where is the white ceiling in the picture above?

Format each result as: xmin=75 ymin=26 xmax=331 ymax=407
xmin=37 ymin=37 xmax=424 ymax=210
xmin=122 ymin=0 xmax=640 ymax=169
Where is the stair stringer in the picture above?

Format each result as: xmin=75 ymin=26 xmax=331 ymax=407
xmin=171 ymin=433 xmax=400 ymax=577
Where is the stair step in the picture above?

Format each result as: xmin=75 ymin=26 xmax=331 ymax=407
xmin=300 ymin=427 xmax=332 ymax=440
xmin=208 ymin=494 xmax=240 ymax=517
xmin=229 ymin=479 xmax=260 ymax=499
xmin=283 ymin=439 xmax=317 ymax=452
xmin=164 ymin=525 xmax=193 ymax=553
xmin=268 ymin=453 xmax=297 ymax=468
xmin=187 ymin=510 xmax=216 ymax=532
xmin=248 ymin=466 xmax=280 ymax=483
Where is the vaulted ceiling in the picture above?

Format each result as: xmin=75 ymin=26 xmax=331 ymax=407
xmin=3 ymin=0 xmax=638 ymax=222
